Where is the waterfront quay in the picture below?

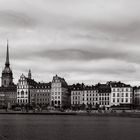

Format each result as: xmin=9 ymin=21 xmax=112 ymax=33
xmin=0 ymin=109 xmax=140 ymax=118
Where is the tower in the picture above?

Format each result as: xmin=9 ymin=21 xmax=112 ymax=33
xmin=28 ymin=69 xmax=32 ymax=79
xmin=1 ymin=41 xmax=13 ymax=87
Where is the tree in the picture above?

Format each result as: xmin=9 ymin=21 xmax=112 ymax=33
xmin=88 ymin=103 xmax=92 ymax=110
xmin=80 ymin=103 xmax=86 ymax=110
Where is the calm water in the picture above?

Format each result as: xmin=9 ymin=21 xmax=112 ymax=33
xmin=0 ymin=115 xmax=139 ymax=140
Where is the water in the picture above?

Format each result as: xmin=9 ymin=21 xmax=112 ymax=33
xmin=0 ymin=115 xmax=139 ymax=140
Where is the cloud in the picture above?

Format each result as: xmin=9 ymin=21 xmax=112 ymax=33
xmin=0 ymin=0 xmax=140 ymax=86
xmin=0 ymin=10 xmax=36 ymax=29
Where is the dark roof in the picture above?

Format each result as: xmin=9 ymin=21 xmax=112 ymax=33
xmin=0 ymin=85 xmax=17 ymax=92
xmin=35 ymin=82 xmax=51 ymax=89
xmin=96 ymin=83 xmax=111 ymax=93
xmin=69 ymin=83 xmax=97 ymax=91
xmin=52 ymin=75 xmax=68 ymax=88
xmin=108 ymin=81 xmax=131 ymax=88
xmin=134 ymin=86 xmax=140 ymax=90
xmin=25 ymin=78 xmax=37 ymax=87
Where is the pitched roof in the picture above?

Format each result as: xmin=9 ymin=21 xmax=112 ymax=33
xmin=108 ymin=81 xmax=131 ymax=88
xmin=35 ymin=82 xmax=51 ymax=89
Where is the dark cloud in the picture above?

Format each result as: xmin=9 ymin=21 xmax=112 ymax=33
xmin=37 ymin=48 xmax=125 ymax=61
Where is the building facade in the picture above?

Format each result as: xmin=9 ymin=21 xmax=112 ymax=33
xmin=17 ymin=71 xmax=37 ymax=105
xmin=71 ymin=84 xmax=98 ymax=108
xmin=109 ymin=82 xmax=133 ymax=107
xmin=51 ymin=75 xmax=70 ymax=108
xmin=134 ymin=87 xmax=140 ymax=108
xmin=30 ymin=82 xmax=51 ymax=106
xmin=97 ymin=83 xmax=111 ymax=108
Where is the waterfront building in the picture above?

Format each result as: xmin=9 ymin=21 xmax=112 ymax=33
xmin=71 ymin=83 xmax=98 ymax=109
xmin=109 ymin=81 xmax=133 ymax=107
xmin=30 ymin=82 xmax=51 ymax=106
xmin=134 ymin=87 xmax=140 ymax=108
xmin=70 ymin=83 xmax=84 ymax=106
xmin=17 ymin=70 xmax=37 ymax=105
xmin=51 ymin=75 xmax=70 ymax=108
xmin=0 ymin=42 xmax=17 ymax=108
xmin=96 ymin=83 xmax=111 ymax=108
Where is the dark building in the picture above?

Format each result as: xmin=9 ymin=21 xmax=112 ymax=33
xmin=30 ymin=82 xmax=51 ymax=106
xmin=96 ymin=83 xmax=111 ymax=108
xmin=0 ymin=42 xmax=17 ymax=108
xmin=1 ymin=42 xmax=13 ymax=87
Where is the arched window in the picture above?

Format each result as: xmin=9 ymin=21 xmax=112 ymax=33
xmin=21 ymin=91 xmax=24 ymax=95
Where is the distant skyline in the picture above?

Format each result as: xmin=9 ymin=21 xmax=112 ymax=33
xmin=0 ymin=0 xmax=140 ymax=86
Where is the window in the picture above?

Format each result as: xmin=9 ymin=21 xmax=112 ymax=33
xmin=117 ymin=93 xmax=119 ymax=97
xmin=113 ymin=93 xmax=115 ymax=97
xmin=113 ymin=99 xmax=115 ymax=102
xmin=126 ymin=93 xmax=128 ymax=97
xmin=21 ymin=91 xmax=24 ymax=95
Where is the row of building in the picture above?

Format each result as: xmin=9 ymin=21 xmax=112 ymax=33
xmin=0 ymin=43 xmax=140 ymax=109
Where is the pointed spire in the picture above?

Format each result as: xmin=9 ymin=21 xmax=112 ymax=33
xmin=28 ymin=69 xmax=32 ymax=79
xmin=5 ymin=40 xmax=10 ymax=67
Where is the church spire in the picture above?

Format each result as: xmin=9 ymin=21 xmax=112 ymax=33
xmin=1 ymin=40 xmax=13 ymax=87
xmin=28 ymin=69 xmax=32 ymax=79
xmin=5 ymin=40 xmax=10 ymax=67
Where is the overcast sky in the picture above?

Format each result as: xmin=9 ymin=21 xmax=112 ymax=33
xmin=0 ymin=0 xmax=140 ymax=85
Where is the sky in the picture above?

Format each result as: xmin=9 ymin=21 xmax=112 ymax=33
xmin=0 ymin=0 xmax=140 ymax=86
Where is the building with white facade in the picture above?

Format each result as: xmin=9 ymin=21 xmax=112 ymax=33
xmin=109 ymin=82 xmax=133 ymax=107
xmin=51 ymin=75 xmax=70 ymax=108
xmin=17 ymin=71 xmax=37 ymax=105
